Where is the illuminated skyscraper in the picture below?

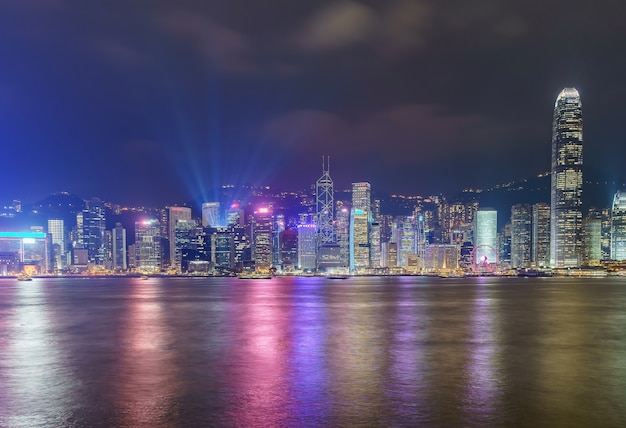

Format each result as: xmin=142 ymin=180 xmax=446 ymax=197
xmin=112 ymin=222 xmax=127 ymax=271
xmin=298 ymin=223 xmax=317 ymax=271
xmin=79 ymin=198 xmax=106 ymax=265
xmin=474 ymin=208 xmax=498 ymax=268
xmin=532 ymin=203 xmax=550 ymax=267
xmin=316 ymin=156 xmax=334 ymax=245
xmin=335 ymin=207 xmax=350 ymax=268
xmin=393 ymin=216 xmax=416 ymax=267
xmin=350 ymin=182 xmax=371 ymax=271
xmin=174 ymin=218 xmax=197 ymax=271
xmin=611 ymin=190 xmax=626 ymax=260
xmin=251 ymin=207 xmax=273 ymax=272
xmin=511 ymin=204 xmax=532 ymax=268
xmin=168 ymin=206 xmax=192 ymax=271
xmin=550 ymin=87 xmax=583 ymax=267
xmin=202 ymin=202 xmax=221 ymax=228
xmin=135 ymin=219 xmax=161 ymax=272
xmin=582 ymin=216 xmax=602 ymax=266
xmin=47 ymin=219 xmax=65 ymax=271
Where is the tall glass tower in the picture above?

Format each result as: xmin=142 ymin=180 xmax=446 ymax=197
xmin=550 ymin=87 xmax=583 ymax=268
xmin=610 ymin=190 xmax=626 ymax=261
xmin=350 ymin=182 xmax=371 ymax=271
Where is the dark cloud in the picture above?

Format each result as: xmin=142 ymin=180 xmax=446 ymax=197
xmin=0 ymin=0 xmax=625 ymax=204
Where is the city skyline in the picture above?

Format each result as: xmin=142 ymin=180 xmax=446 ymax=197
xmin=1 ymin=1 xmax=626 ymax=206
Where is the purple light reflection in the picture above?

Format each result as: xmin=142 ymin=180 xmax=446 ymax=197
xmin=226 ymin=280 xmax=292 ymax=427
xmin=463 ymin=286 xmax=503 ymax=425
xmin=115 ymin=282 xmax=181 ymax=426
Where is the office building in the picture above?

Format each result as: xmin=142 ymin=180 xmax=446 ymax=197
xmin=550 ymin=87 xmax=583 ymax=267
xmin=350 ymin=182 xmax=371 ymax=271
xmin=79 ymin=198 xmax=106 ymax=265
xmin=474 ymin=208 xmax=498 ymax=269
xmin=251 ymin=207 xmax=273 ymax=272
xmin=135 ymin=219 xmax=161 ymax=272
xmin=510 ymin=204 xmax=532 ymax=268
xmin=168 ymin=207 xmax=192 ymax=271
xmin=532 ymin=203 xmax=550 ymax=267
xmin=611 ymin=190 xmax=626 ymax=260
xmin=582 ymin=217 xmax=602 ymax=266
xmin=297 ymin=223 xmax=317 ymax=271
xmin=47 ymin=219 xmax=65 ymax=271
xmin=202 ymin=202 xmax=221 ymax=228
xmin=112 ymin=222 xmax=127 ymax=271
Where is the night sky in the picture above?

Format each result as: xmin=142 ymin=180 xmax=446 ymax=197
xmin=1 ymin=1 xmax=625 ymax=206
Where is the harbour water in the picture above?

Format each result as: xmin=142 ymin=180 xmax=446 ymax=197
xmin=1 ymin=276 xmax=626 ymax=427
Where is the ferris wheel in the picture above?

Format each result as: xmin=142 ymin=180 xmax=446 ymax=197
xmin=470 ymin=244 xmax=498 ymax=273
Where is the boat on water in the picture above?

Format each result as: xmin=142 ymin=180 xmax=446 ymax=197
xmin=327 ymin=274 xmax=349 ymax=280
xmin=16 ymin=274 xmax=33 ymax=281
xmin=238 ymin=272 xmax=273 ymax=279
xmin=140 ymin=275 xmax=149 ymax=280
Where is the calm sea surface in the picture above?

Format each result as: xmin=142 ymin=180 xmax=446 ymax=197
xmin=1 ymin=276 xmax=626 ymax=427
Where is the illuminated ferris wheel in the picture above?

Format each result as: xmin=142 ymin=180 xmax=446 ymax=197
xmin=470 ymin=244 xmax=498 ymax=273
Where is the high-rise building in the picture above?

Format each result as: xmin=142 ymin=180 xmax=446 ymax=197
xmin=174 ymin=218 xmax=197 ymax=271
xmin=112 ymin=222 xmax=127 ymax=271
xmin=297 ymin=223 xmax=317 ymax=271
xmin=316 ymin=156 xmax=334 ymax=246
xmin=79 ymin=198 xmax=106 ymax=265
xmin=202 ymin=202 xmax=221 ymax=228
xmin=47 ymin=219 xmax=65 ymax=271
xmin=335 ymin=207 xmax=350 ymax=268
xmin=135 ymin=219 xmax=161 ymax=272
xmin=610 ymin=190 xmax=626 ymax=260
xmin=251 ymin=207 xmax=273 ymax=272
xmin=532 ymin=203 xmax=551 ymax=267
xmin=350 ymin=182 xmax=371 ymax=271
xmin=582 ymin=216 xmax=602 ymax=266
xmin=393 ymin=216 xmax=417 ymax=267
xmin=168 ymin=206 xmax=192 ymax=271
xmin=510 ymin=204 xmax=532 ymax=268
xmin=369 ymin=221 xmax=381 ymax=268
xmin=474 ymin=208 xmax=498 ymax=269
xmin=550 ymin=87 xmax=583 ymax=267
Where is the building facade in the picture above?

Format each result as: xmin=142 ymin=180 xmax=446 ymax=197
xmin=135 ymin=220 xmax=161 ymax=272
xmin=474 ymin=208 xmax=498 ymax=270
xmin=511 ymin=204 xmax=532 ymax=268
xmin=611 ymin=190 xmax=626 ymax=260
xmin=550 ymin=87 xmax=583 ymax=267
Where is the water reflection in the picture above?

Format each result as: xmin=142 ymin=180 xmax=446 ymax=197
xmin=115 ymin=280 xmax=181 ymax=426
xmin=386 ymin=280 xmax=432 ymax=424
xmin=463 ymin=284 xmax=503 ymax=425
xmin=0 ymin=281 xmax=70 ymax=427
xmin=227 ymin=280 xmax=292 ymax=426
xmin=326 ymin=279 xmax=389 ymax=426
xmin=1 ymin=277 xmax=626 ymax=426
xmin=289 ymin=279 xmax=329 ymax=425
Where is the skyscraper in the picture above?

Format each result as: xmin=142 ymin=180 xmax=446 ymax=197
xmin=202 ymin=202 xmax=221 ymax=228
xmin=316 ymin=156 xmax=334 ymax=246
xmin=47 ymin=219 xmax=65 ymax=271
xmin=474 ymin=208 xmax=498 ymax=269
xmin=297 ymin=223 xmax=317 ymax=271
xmin=168 ymin=206 xmax=192 ymax=271
xmin=350 ymin=182 xmax=371 ymax=272
xmin=251 ymin=207 xmax=273 ymax=272
xmin=79 ymin=198 xmax=106 ymax=265
xmin=532 ymin=203 xmax=550 ymax=267
xmin=550 ymin=87 xmax=583 ymax=268
xmin=611 ymin=190 xmax=626 ymax=260
xmin=112 ymin=222 xmax=127 ymax=271
xmin=135 ymin=219 xmax=161 ymax=273
xmin=510 ymin=204 xmax=532 ymax=268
